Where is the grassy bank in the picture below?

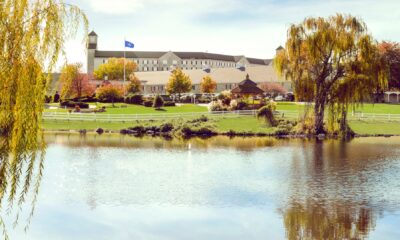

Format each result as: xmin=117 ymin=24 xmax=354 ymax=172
xmin=42 ymin=102 xmax=400 ymax=136
xmin=41 ymin=117 xmax=400 ymax=136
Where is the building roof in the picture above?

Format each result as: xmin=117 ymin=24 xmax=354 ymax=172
xmin=89 ymin=31 xmax=98 ymax=36
xmin=95 ymin=51 xmax=166 ymax=58
xmin=238 ymin=74 xmax=258 ymax=86
xmin=94 ymin=50 xmax=270 ymax=65
xmin=231 ymin=84 xmax=264 ymax=95
xmin=134 ymin=65 xmax=286 ymax=85
xmin=231 ymin=74 xmax=264 ymax=95
xmin=276 ymin=46 xmax=284 ymax=51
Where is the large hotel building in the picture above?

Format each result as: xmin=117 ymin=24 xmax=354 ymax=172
xmin=86 ymin=31 xmax=291 ymax=94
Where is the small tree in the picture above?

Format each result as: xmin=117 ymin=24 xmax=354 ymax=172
xmin=94 ymin=58 xmax=137 ymax=80
xmin=96 ymin=84 xmax=123 ymax=107
xmin=259 ymin=83 xmax=288 ymax=97
xmin=166 ymin=68 xmax=192 ymax=101
xmin=127 ymin=74 xmax=142 ymax=94
xmin=60 ymin=63 xmax=95 ymax=99
xmin=53 ymin=91 xmax=60 ymax=103
xmin=153 ymin=95 xmax=164 ymax=109
xmin=200 ymin=75 xmax=217 ymax=93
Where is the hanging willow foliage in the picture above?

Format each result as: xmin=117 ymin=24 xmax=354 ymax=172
xmin=0 ymin=0 xmax=87 ymax=237
xmin=274 ymin=14 xmax=388 ymax=135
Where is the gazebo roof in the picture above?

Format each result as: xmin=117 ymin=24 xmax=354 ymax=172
xmin=231 ymin=74 xmax=264 ymax=95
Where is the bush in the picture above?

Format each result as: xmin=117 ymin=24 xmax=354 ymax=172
xmin=153 ymin=95 xmax=164 ymax=109
xmin=160 ymin=123 xmax=174 ymax=133
xmin=143 ymin=100 xmax=153 ymax=107
xmin=164 ymin=101 xmax=176 ymax=107
xmin=125 ymin=94 xmax=143 ymax=105
xmin=236 ymin=101 xmax=248 ymax=110
xmin=208 ymin=101 xmax=228 ymax=112
xmin=53 ymin=92 xmax=60 ymax=103
xmin=60 ymin=101 xmax=89 ymax=109
xmin=180 ymin=126 xmax=217 ymax=136
xmin=96 ymin=84 xmax=123 ymax=103
xmin=44 ymin=95 xmax=52 ymax=103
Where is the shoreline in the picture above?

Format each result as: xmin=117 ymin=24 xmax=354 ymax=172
xmin=41 ymin=129 xmax=400 ymax=139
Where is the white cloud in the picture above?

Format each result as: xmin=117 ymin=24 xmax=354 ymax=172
xmin=85 ymin=0 xmax=144 ymax=14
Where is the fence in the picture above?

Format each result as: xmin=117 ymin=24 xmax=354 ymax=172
xmin=42 ymin=110 xmax=400 ymax=122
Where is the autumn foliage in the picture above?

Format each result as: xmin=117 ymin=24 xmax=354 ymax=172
xmin=200 ymin=75 xmax=217 ymax=93
xmin=166 ymin=68 xmax=192 ymax=98
xmin=60 ymin=63 xmax=95 ymax=99
xmin=378 ymin=41 xmax=400 ymax=90
xmin=259 ymin=83 xmax=288 ymax=96
xmin=94 ymin=58 xmax=137 ymax=80
xmin=96 ymin=83 xmax=124 ymax=104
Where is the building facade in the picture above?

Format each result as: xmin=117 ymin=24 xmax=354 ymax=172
xmin=87 ymin=31 xmax=272 ymax=74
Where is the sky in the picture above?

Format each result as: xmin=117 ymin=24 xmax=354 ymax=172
xmin=62 ymin=0 xmax=400 ymax=71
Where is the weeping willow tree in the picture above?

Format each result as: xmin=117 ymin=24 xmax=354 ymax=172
xmin=274 ymin=14 xmax=387 ymax=135
xmin=0 ymin=0 xmax=87 ymax=237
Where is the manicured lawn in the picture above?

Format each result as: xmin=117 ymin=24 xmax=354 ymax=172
xmin=276 ymin=102 xmax=400 ymax=115
xmin=349 ymin=121 xmax=400 ymax=135
xmin=100 ymin=104 xmax=207 ymax=114
xmin=45 ymin=103 xmax=207 ymax=115
xmin=214 ymin=116 xmax=275 ymax=134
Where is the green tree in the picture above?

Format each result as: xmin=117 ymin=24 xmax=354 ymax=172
xmin=153 ymin=95 xmax=164 ymax=109
xmin=166 ymin=68 xmax=192 ymax=100
xmin=274 ymin=14 xmax=387 ymax=135
xmin=60 ymin=63 xmax=94 ymax=99
xmin=0 ymin=0 xmax=87 ymax=236
xmin=94 ymin=58 xmax=137 ymax=80
xmin=200 ymin=75 xmax=217 ymax=93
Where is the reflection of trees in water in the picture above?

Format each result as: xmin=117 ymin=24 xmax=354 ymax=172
xmin=282 ymin=200 xmax=376 ymax=240
xmin=0 ymin=134 xmax=45 ymax=238
xmin=281 ymin=139 xmax=381 ymax=240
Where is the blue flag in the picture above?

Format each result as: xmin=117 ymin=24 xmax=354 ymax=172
xmin=125 ymin=40 xmax=134 ymax=48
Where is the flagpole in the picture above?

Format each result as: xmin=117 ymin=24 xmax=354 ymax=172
xmin=123 ymin=37 xmax=126 ymax=97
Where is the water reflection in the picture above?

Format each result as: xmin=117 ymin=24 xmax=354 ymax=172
xmin=281 ymin=139 xmax=400 ymax=240
xmin=6 ymin=133 xmax=400 ymax=239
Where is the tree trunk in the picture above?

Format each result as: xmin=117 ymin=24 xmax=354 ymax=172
xmin=314 ymin=92 xmax=326 ymax=135
xmin=340 ymin=107 xmax=347 ymax=134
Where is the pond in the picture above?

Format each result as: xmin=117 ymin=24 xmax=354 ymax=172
xmin=5 ymin=134 xmax=400 ymax=239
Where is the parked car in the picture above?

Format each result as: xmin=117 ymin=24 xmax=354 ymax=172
xmin=274 ymin=95 xmax=284 ymax=101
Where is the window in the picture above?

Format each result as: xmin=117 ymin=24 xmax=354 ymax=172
xmin=153 ymin=67 xmax=157 ymax=71
xmin=172 ymin=60 xmax=178 ymax=65
xmin=144 ymin=67 xmax=148 ymax=71
xmin=192 ymin=86 xmax=195 ymax=90
xmin=153 ymin=60 xmax=158 ymax=64
xmin=183 ymin=60 xmax=187 ymax=65
xmin=163 ymin=60 xmax=168 ymax=65
xmin=144 ymin=59 xmax=148 ymax=64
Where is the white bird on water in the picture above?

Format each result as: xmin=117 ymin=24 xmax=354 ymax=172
xmin=188 ymin=143 xmax=191 ymax=150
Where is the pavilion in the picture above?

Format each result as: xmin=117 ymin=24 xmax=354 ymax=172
xmin=231 ymin=74 xmax=264 ymax=98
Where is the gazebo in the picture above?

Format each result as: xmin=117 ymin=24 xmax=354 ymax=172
xmin=231 ymin=74 xmax=264 ymax=99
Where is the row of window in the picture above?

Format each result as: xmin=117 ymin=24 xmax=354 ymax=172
xmin=101 ymin=58 xmax=236 ymax=67
xmin=144 ymin=84 xmax=237 ymax=92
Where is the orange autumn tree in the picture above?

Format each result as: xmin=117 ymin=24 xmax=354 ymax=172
xmin=60 ymin=63 xmax=95 ymax=99
xmin=96 ymin=83 xmax=124 ymax=106
xmin=200 ymin=75 xmax=217 ymax=93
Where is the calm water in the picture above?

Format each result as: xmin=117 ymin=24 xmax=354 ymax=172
xmin=6 ymin=134 xmax=400 ymax=239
